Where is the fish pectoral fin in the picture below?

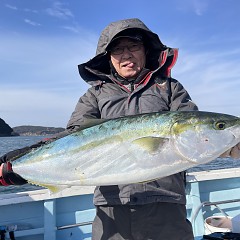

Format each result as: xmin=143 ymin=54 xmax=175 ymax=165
xmin=132 ymin=137 xmax=168 ymax=153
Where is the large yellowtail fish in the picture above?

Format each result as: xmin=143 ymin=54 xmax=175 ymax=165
xmin=11 ymin=111 xmax=240 ymax=191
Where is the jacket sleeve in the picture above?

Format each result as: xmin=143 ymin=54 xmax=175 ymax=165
xmin=0 ymin=139 xmax=55 ymax=185
xmin=169 ymin=78 xmax=198 ymax=111
xmin=67 ymin=88 xmax=101 ymax=131
xmin=0 ymin=147 xmax=32 ymax=164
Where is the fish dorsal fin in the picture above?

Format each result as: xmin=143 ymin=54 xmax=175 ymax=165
xmin=132 ymin=137 xmax=168 ymax=153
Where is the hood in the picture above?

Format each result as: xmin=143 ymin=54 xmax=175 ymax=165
xmin=78 ymin=18 xmax=175 ymax=83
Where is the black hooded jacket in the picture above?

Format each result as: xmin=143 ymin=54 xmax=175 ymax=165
xmin=67 ymin=18 xmax=198 ymax=205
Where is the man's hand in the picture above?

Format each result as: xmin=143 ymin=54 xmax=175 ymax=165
xmin=219 ymin=142 xmax=240 ymax=159
xmin=0 ymin=162 xmax=27 ymax=186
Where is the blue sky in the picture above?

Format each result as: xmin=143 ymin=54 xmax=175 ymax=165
xmin=0 ymin=0 xmax=239 ymax=127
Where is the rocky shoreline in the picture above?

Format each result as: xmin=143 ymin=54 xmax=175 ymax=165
xmin=0 ymin=118 xmax=19 ymax=137
xmin=0 ymin=118 xmax=64 ymax=137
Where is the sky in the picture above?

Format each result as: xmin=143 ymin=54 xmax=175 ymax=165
xmin=0 ymin=0 xmax=239 ymax=128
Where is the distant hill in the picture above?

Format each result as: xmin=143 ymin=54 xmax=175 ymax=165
xmin=13 ymin=125 xmax=65 ymax=136
xmin=0 ymin=118 xmax=65 ymax=137
xmin=0 ymin=118 xmax=19 ymax=136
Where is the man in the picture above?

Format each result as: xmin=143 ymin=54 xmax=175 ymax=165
xmin=1 ymin=18 xmax=240 ymax=239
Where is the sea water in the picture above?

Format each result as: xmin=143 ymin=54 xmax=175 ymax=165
xmin=0 ymin=136 xmax=240 ymax=194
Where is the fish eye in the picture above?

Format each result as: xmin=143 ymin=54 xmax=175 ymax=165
xmin=214 ymin=121 xmax=226 ymax=130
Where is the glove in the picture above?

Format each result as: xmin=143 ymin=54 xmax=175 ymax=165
xmin=0 ymin=146 xmax=36 ymax=186
xmin=0 ymin=162 xmax=27 ymax=186
xmin=0 ymin=137 xmax=56 ymax=186
xmin=219 ymin=142 xmax=240 ymax=159
xmin=0 ymin=133 xmax=67 ymax=186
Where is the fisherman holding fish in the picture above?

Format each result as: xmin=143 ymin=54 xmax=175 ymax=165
xmin=1 ymin=18 xmax=240 ymax=240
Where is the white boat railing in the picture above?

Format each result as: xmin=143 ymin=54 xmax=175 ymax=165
xmin=191 ymin=198 xmax=240 ymax=224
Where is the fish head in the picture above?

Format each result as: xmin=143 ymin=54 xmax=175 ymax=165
xmin=170 ymin=111 xmax=240 ymax=164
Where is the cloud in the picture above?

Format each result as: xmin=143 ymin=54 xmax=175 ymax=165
xmin=45 ymin=1 xmax=74 ymax=19
xmin=193 ymin=0 xmax=208 ymax=16
xmin=24 ymin=19 xmax=41 ymax=26
xmin=59 ymin=20 xmax=83 ymax=33
xmin=175 ymin=0 xmax=208 ymax=16
xmin=5 ymin=4 xmax=38 ymax=14
xmin=5 ymin=4 xmax=18 ymax=10
xmin=0 ymin=88 xmax=76 ymax=127
xmin=0 ymin=31 xmax=97 ymax=127
xmin=164 ymin=30 xmax=240 ymax=116
xmin=61 ymin=25 xmax=79 ymax=33
xmin=24 ymin=8 xmax=38 ymax=14
xmin=173 ymin=48 xmax=240 ymax=115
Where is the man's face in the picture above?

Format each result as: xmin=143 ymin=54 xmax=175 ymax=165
xmin=110 ymin=38 xmax=146 ymax=79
